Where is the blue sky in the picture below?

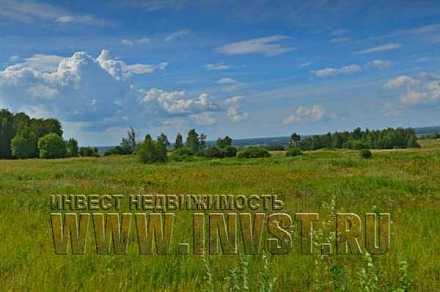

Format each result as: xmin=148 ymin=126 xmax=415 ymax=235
xmin=0 ymin=0 xmax=439 ymax=146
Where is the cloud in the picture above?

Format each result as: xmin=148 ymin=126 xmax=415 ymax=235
xmin=385 ymin=74 xmax=440 ymax=105
xmin=0 ymin=0 xmax=108 ymax=26
xmin=226 ymin=96 xmax=248 ymax=122
xmin=355 ymin=43 xmax=401 ymax=54
xmin=97 ymin=50 xmax=167 ymax=79
xmin=330 ymin=37 xmax=350 ymax=44
xmin=165 ymin=29 xmax=191 ymax=42
xmin=312 ymin=64 xmax=362 ymax=78
xmin=204 ymin=63 xmax=231 ymax=71
xmin=282 ymin=105 xmax=326 ymax=125
xmin=384 ymin=75 xmax=419 ymax=89
xmin=0 ymin=51 xmax=133 ymax=123
xmin=216 ymin=77 xmax=239 ymax=85
xmin=191 ymin=112 xmax=217 ymax=126
xmin=217 ymin=35 xmax=294 ymax=56
xmin=368 ymin=59 xmax=391 ymax=69
xmin=121 ymin=37 xmax=151 ymax=46
xmin=393 ymin=24 xmax=440 ymax=44
xmin=141 ymin=88 xmax=219 ymax=115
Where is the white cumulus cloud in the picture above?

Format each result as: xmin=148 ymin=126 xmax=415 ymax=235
xmin=226 ymin=96 xmax=248 ymax=122
xmin=282 ymin=105 xmax=326 ymax=125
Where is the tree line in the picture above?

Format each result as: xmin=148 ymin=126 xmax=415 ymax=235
xmin=0 ymin=109 xmax=93 ymax=159
xmin=106 ymin=128 xmax=240 ymax=163
xmin=289 ymin=127 xmax=420 ymax=150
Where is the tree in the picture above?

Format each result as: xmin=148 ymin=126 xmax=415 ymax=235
xmin=175 ymin=133 xmax=183 ymax=149
xmin=200 ymin=133 xmax=208 ymax=151
xmin=120 ymin=127 xmax=136 ymax=154
xmin=0 ymin=109 xmax=15 ymax=158
xmin=289 ymin=133 xmax=301 ymax=147
xmin=65 ymin=138 xmax=79 ymax=157
xmin=138 ymin=135 xmax=167 ymax=163
xmin=38 ymin=133 xmax=66 ymax=159
xmin=11 ymin=128 xmax=38 ymax=159
xmin=186 ymin=129 xmax=200 ymax=154
xmin=79 ymin=147 xmax=99 ymax=157
xmin=158 ymin=133 xmax=170 ymax=148
xmin=216 ymin=136 xmax=232 ymax=148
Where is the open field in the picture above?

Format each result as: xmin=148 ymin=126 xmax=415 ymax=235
xmin=0 ymin=140 xmax=439 ymax=291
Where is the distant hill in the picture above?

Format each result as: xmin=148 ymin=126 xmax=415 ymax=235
xmin=95 ymin=126 xmax=440 ymax=153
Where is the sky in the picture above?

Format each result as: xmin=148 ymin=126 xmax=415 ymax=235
xmin=0 ymin=0 xmax=439 ymax=146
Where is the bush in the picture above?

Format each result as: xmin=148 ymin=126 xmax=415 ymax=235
xmin=223 ymin=146 xmax=237 ymax=157
xmin=204 ymin=146 xmax=237 ymax=159
xmin=169 ymin=147 xmax=193 ymax=161
xmin=360 ymin=149 xmax=372 ymax=159
xmin=79 ymin=147 xmax=100 ymax=157
xmin=286 ymin=147 xmax=303 ymax=157
xmin=11 ymin=129 xmax=38 ymax=159
xmin=138 ymin=137 xmax=167 ymax=164
xmin=237 ymin=147 xmax=271 ymax=159
xmin=104 ymin=145 xmax=130 ymax=156
xmin=205 ymin=146 xmax=224 ymax=158
xmin=38 ymin=133 xmax=66 ymax=159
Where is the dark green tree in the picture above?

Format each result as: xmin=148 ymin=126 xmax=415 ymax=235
xmin=11 ymin=128 xmax=38 ymax=159
xmin=38 ymin=133 xmax=66 ymax=159
xmin=175 ymin=133 xmax=183 ymax=149
xmin=186 ymin=129 xmax=200 ymax=154
xmin=216 ymin=136 xmax=232 ymax=148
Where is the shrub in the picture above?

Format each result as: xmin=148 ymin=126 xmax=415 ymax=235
xmin=11 ymin=129 xmax=38 ymax=159
xmin=204 ymin=146 xmax=237 ymax=158
xmin=138 ymin=136 xmax=167 ymax=164
xmin=205 ymin=146 xmax=225 ymax=158
xmin=360 ymin=149 xmax=372 ymax=159
xmin=169 ymin=147 xmax=193 ymax=161
xmin=224 ymin=146 xmax=237 ymax=157
xmin=79 ymin=147 xmax=100 ymax=157
xmin=38 ymin=133 xmax=66 ymax=159
xmin=237 ymin=147 xmax=271 ymax=159
xmin=65 ymin=138 xmax=79 ymax=157
xmin=286 ymin=147 xmax=303 ymax=157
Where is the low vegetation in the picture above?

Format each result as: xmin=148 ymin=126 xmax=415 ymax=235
xmin=0 ymin=139 xmax=438 ymax=290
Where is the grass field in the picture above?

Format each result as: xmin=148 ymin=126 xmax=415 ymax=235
xmin=0 ymin=140 xmax=439 ymax=291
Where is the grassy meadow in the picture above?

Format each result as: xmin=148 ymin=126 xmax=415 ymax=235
xmin=0 ymin=139 xmax=439 ymax=291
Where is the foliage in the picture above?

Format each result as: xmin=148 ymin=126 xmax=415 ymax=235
xmin=65 ymin=138 xmax=79 ymax=157
xmin=296 ymin=127 xmax=420 ymax=151
xmin=119 ymin=127 xmax=137 ymax=154
xmin=79 ymin=147 xmax=100 ymax=157
xmin=286 ymin=147 xmax=303 ymax=157
xmin=169 ymin=147 xmax=194 ymax=161
xmin=360 ymin=149 xmax=373 ymax=159
xmin=174 ymin=133 xmax=184 ymax=149
xmin=11 ymin=128 xmax=38 ymax=159
xmin=237 ymin=147 xmax=271 ymax=158
xmin=137 ymin=135 xmax=167 ymax=163
xmin=0 ymin=109 xmax=65 ymax=159
xmin=204 ymin=145 xmax=237 ymax=158
xmin=216 ymin=136 xmax=232 ymax=148
xmin=186 ymin=129 xmax=201 ymax=154
xmin=37 ymin=133 xmax=66 ymax=159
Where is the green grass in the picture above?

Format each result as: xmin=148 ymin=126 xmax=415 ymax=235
xmin=0 ymin=140 xmax=439 ymax=291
